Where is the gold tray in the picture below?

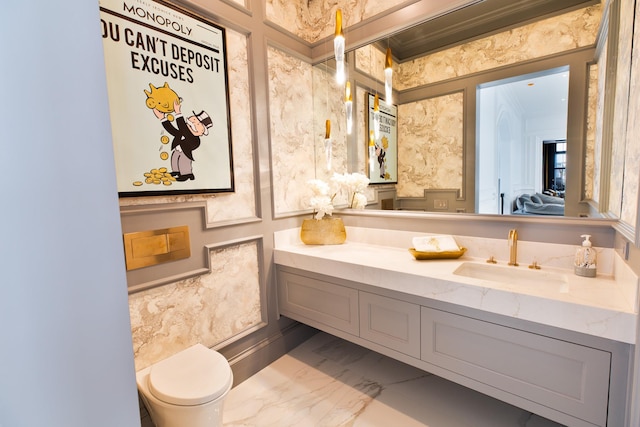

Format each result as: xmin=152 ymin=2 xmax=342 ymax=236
xmin=409 ymin=247 xmax=467 ymax=260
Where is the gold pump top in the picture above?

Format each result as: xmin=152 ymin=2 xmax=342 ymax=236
xmin=345 ymin=81 xmax=352 ymax=102
xmin=374 ymin=93 xmax=379 ymax=111
xmin=335 ymin=9 xmax=343 ymax=37
xmin=325 ymin=119 xmax=331 ymax=139
xmin=369 ymin=130 xmax=375 ymax=146
xmin=385 ymin=47 xmax=393 ymax=69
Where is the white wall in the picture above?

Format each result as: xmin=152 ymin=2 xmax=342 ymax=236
xmin=0 ymin=2 xmax=140 ymax=426
xmin=476 ymin=86 xmax=499 ymax=213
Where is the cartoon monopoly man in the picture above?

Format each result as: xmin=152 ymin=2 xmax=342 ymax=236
xmin=152 ymin=99 xmax=213 ymax=181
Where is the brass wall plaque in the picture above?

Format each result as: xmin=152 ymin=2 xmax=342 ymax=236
xmin=123 ymin=226 xmax=191 ymax=270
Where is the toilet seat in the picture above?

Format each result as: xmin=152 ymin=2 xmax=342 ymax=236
xmin=148 ymin=344 xmax=233 ymax=406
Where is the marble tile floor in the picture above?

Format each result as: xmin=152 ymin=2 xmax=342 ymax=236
xmin=220 ymin=332 xmax=565 ymax=427
xmin=139 ymin=331 xmax=565 ymax=427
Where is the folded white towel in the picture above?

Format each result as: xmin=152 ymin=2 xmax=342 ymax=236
xmin=412 ymin=235 xmax=460 ymax=252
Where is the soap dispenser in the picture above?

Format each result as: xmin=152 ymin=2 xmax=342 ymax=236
xmin=574 ymin=234 xmax=597 ymax=277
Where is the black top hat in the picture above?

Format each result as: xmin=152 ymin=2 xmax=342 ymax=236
xmin=193 ymin=111 xmax=213 ymax=135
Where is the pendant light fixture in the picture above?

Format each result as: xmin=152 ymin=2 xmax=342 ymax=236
xmin=334 ymin=9 xmax=345 ymax=84
xmin=345 ymin=81 xmax=353 ymax=134
xmin=384 ymin=47 xmax=393 ymax=104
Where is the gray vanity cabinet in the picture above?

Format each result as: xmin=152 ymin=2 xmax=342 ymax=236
xmin=359 ymin=291 xmax=421 ymax=358
xmin=276 ymin=266 xmax=624 ymax=427
xmin=277 ymin=268 xmax=359 ymax=336
xmin=421 ymin=308 xmax=610 ymax=427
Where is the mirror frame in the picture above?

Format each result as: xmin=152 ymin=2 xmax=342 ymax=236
xmin=595 ymin=0 xmax=640 ymax=247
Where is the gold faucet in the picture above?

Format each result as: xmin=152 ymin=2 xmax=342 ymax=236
xmin=508 ymin=229 xmax=518 ymax=266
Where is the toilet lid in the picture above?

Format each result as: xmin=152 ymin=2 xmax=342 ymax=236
xmin=148 ymin=344 xmax=232 ymax=406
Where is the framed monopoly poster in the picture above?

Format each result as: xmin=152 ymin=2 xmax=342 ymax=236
xmin=99 ymin=0 xmax=234 ymax=196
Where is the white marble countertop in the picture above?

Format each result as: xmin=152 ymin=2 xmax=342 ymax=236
xmin=274 ymin=227 xmax=638 ymax=344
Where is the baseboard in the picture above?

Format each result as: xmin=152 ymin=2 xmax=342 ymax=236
xmin=227 ymin=321 xmax=318 ymax=386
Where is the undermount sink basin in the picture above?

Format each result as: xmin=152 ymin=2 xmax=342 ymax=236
xmin=453 ymin=262 xmax=569 ymax=288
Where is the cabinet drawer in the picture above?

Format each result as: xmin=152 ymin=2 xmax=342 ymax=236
xmin=277 ymin=270 xmax=359 ymax=336
xmin=359 ymin=292 xmax=420 ymax=358
xmin=421 ymin=307 xmax=610 ymax=426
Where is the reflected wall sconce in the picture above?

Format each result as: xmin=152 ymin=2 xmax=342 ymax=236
xmin=373 ymin=93 xmax=380 ymax=139
xmin=369 ymin=130 xmax=376 ymax=173
xmin=334 ymin=9 xmax=345 ymax=84
xmin=384 ymin=47 xmax=393 ymax=104
xmin=345 ymin=81 xmax=353 ymax=134
xmin=324 ymin=119 xmax=332 ymax=170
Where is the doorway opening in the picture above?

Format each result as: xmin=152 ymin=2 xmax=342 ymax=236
xmin=542 ymin=139 xmax=566 ymax=196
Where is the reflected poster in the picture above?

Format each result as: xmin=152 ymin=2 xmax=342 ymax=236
xmin=366 ymin=92 xmax=398 ymax=185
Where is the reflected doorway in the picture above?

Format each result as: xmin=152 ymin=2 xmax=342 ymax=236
xmin=543 ymin=139 xmax=566 ymax=195
xmin=476 ymin=67 xmax=570 ymax=215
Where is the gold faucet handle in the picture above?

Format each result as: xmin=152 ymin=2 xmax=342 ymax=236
xmin=486 ymin=256 xmax=497 ymax=264
xmin=528 ymin=261 xmax=541 ymax=270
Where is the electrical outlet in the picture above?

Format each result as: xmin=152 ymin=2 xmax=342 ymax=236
xmin=433 ymin=199 xmax=448 ymax=210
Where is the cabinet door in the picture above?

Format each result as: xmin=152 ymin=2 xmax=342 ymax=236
xmin=277 ymin=269 xmax=359 ymax=336
xmin=421 ymin=307 xmax=611 ymax=427
xmin=359 ymin=292 xmax=420 ymax=358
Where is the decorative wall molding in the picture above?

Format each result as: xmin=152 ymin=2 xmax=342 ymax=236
xmin=129 ymin=236 xmax=266 ymax=370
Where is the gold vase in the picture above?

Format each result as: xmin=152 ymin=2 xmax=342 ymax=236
xmin=300 ymin=217 xmax=347 ymax=245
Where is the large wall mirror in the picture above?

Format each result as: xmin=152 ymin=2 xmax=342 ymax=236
xmin=311 ymin=0 xmax=630 ymax=222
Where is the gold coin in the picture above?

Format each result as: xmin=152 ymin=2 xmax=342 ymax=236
xmin=160 ymin=152 xmax=169 ymax=160
xmin=159 ymin=167 xmax=167 ymax=173
xmin=145 ymin=178 xmax=153 ymax=184
xmin=160 ymin=135 xmax=170 ymax=144
xmin=133 ymin=181 xmax=143 ymax=186
xmin=151 ymin=168 xmax=159 ymax=174
xmin=144 ymin=172 xmax=152 ymax=177
xmin=153 ymin=179 xmax=161 ymax=185
xmin=163 ymin=181 xmax=172 ymax=186
xmin=166 ymin=114 xmax=174 ymax=122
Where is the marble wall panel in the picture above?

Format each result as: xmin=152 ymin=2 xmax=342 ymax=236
xmin=396 ymin=93 xmax=464 ymax=198
xmin=129 ymin=240 xmax=262 ymax=371
xmin=355 ymin=44 xmax=391 ymax=85
xmin=266 ymin=0 xmax=406 ymax=44
xmin=608 ymin=0 xmax=634 ymax=217
xmin=119 ymin=29 xmax=257 ymax=224
xmin=396 ymin=5 xmax=602 ymax=90
xmin=621 ymin=1 xmax=640 ymax=228
xmin=268 ymin=46 xmax=316 ymax=214
xmin=593 ymin=43 xmax=608 ymax=205
xmin=312 ymin=65 xmax=349 ymax=201
xmin=584 ymin=63 xmax=598 ymax=201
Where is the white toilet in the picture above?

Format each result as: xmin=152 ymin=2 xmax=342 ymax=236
xmin=136 ymin=343 xmax=233 ymax=427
